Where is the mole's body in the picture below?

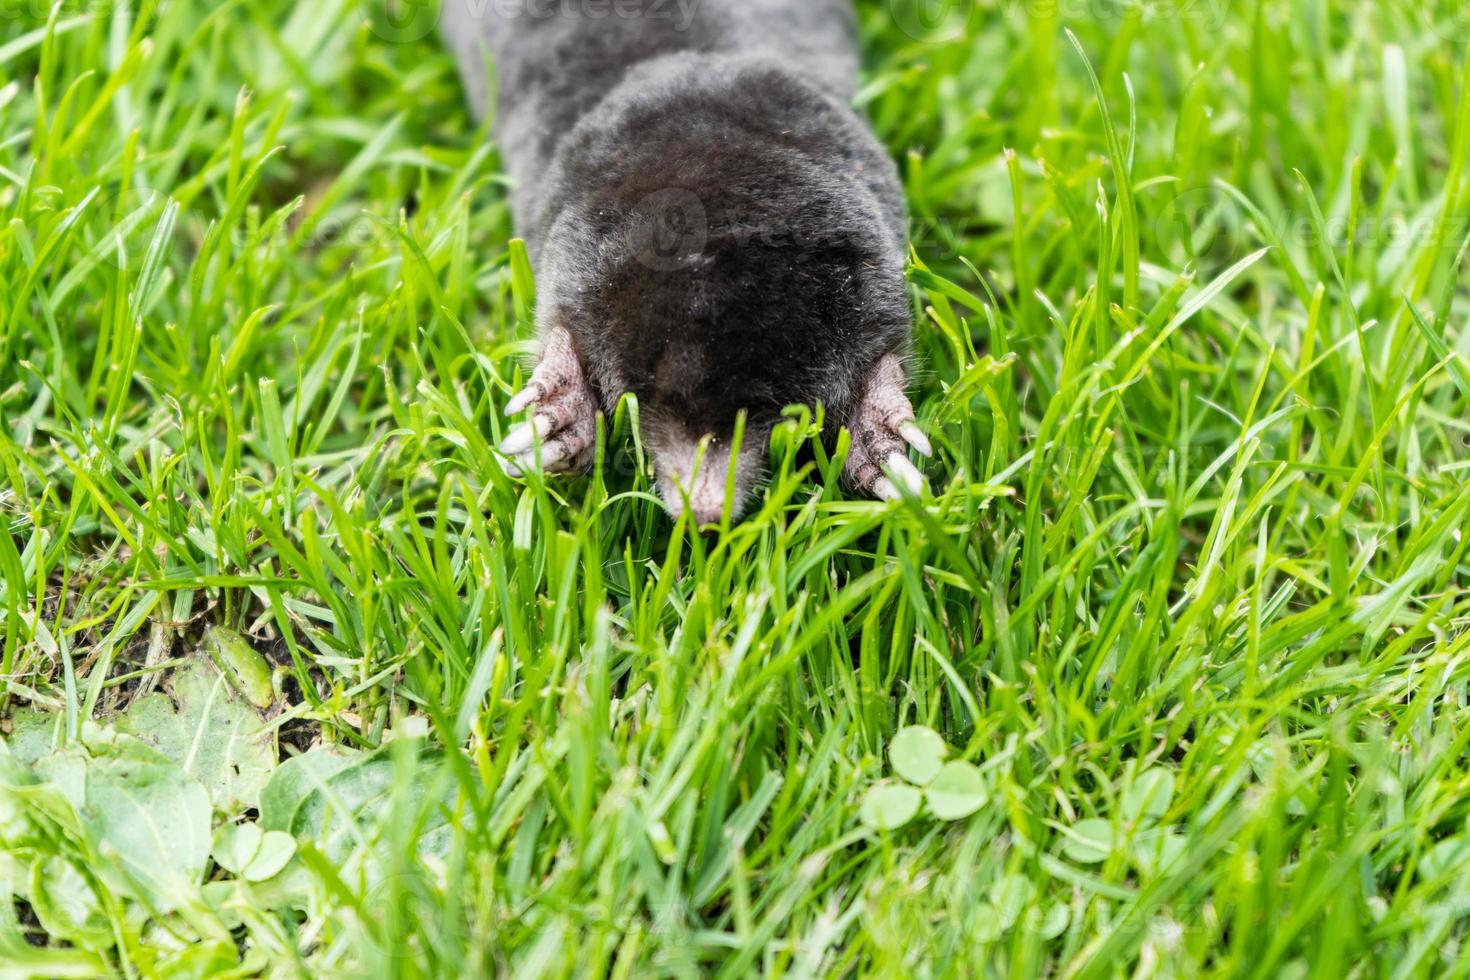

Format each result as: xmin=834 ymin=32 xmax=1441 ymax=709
xmin=441 ymin=0 xmax=929 ymax=522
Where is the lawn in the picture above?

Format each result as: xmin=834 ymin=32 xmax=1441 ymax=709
xmin=2 ymin=0 xmax=1470 ymax=975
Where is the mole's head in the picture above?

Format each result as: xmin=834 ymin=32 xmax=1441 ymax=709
xmin=535 ymin=61 xmax=912 ymax=523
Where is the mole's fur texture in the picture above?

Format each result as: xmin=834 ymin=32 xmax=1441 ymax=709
xmin=441 ymin=0 xmax=930 ymax=522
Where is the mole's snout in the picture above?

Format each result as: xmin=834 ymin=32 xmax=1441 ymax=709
xmin=666 ymin=491 xmax=730 ymax=528
xmin=652 ymin=431 xmax=761 ymax=527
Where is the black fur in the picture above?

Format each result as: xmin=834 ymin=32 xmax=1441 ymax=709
xmin=441 ymin=0 xmax=911 ymax=449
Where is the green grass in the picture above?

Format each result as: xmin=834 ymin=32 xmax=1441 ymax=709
xmin=2 ymin=0 xmax=1470 ymax=975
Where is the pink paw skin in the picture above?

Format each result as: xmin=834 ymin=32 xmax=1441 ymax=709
xmin=844 ymin=354 xmax=931 ymax=501
xmin=499 ymin=326 xmax=600 ymax=476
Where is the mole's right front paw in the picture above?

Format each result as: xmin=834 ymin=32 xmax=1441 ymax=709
xmin=500 ymin=326 xmax=599 ymax=476
xmin=845 ymin=354 xmax=932 ymax=501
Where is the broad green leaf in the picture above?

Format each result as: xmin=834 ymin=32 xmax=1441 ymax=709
xmin=242 ymin=831 xmax=297 ymax=882
xmin=924 ymin=761 xmax=988 ymax=821
xmin=0 ymin=878 xmax=108 ymax=978
xmin=889 ymin=726 xmax=947 ymax=786
xmin=212 ymin=822 xmax=263 ymax=875
xmin=1121 ymin=767 xmax=1175 ymax=825
xmin=1419 ymin=837 xmax=1470 ymax=881
xmin=28 ymin=857 xmax=110 ymax=947
xmin=74 ymin=738 xmax=211 ymax=910
xmin=860 ymin=782 xmax=922 ymax=832
xmin=1247 ymin=743 xmax=1310 ymax=816
xmin=974 ymin=903 xmax=1004 ymax=942
xmin=115 ymin=658 xmax=275 ymax=813
xmin=140 ymin=938 xmax=240 ymax=978
xmin=3 ymin=706 xmax=60 ymax=768
xmin=35 ymin=746 xmax=89 ymax=811
xmin=989 ymin=873 xmax=1035 ymax=931
xmin=259 ymin=745 xmax=451 ymax=864
xmin=1061 ymin=819 xmax=1115 ymax=864
xmin=1131 ymin=828 xmax=1189 ymax=875
xmin=1039 ymin=904 xmax=1071 ymax=940
xmin=258 ymin=744 xmax=372 ymax=855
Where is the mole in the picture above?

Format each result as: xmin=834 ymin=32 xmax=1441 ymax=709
xmin=441 ymin=0 xmax=930 ymax=523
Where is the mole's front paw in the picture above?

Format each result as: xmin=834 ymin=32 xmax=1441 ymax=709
xmin=500 ymin=326 xmax=599 ymax=476
xmin=845 ymin=354 xmax=932 ymax=501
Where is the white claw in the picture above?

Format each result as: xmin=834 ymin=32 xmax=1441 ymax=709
xmin=898 ymin=421 xmax=933 ymax=458
xmin=505 ymin=386 xmax=540 ymax=416
xmin=509 ymin=438 xmax=585 ymax=476
xmin=885 ymin=455 xmax=927 ymax=496
xmin=535 ymin=439 xmax=578 ymax=471
xmin=500 ymin=414 xmax=554 ymax=456
xmin=871 ymin=476 xmax=901 ymax=502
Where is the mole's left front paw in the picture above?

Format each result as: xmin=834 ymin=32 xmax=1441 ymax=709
xmin=845 ymin=354 xmax=932 ymax=501
xmin=500 ymin=326 xmax=599 ymax=476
